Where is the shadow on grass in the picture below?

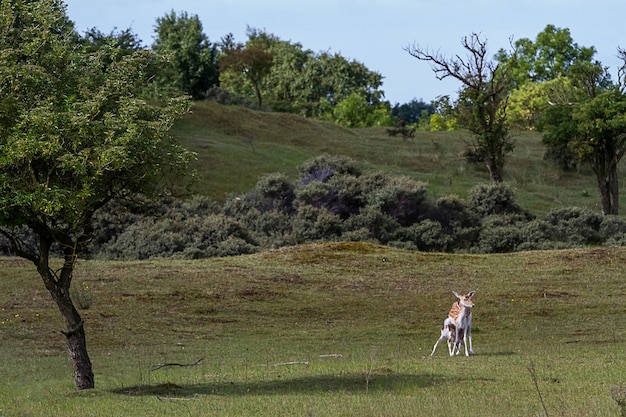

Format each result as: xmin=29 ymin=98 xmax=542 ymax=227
xmin=111 ymin=372 xmax=438 ymax=397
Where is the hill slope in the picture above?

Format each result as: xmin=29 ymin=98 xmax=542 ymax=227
xmin=174 ymin=101 xmax=613 ymax=216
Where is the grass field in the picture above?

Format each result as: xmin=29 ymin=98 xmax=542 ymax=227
xmin=2 ymin=242 xmax=626 ymax=416
xmin=174 ymin=101 xmax=621 ymax=216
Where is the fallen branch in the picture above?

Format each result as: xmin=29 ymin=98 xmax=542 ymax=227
xmin=152 ymin=358 xmax=204 ymax=371
xmin=257 ymin=361 xmax=310 ymax=367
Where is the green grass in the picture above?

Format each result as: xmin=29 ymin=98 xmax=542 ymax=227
xmin=2 ymin=243 xmax=626 ymax=416
xmin=174 ymin=101 xmax=619 ymax=216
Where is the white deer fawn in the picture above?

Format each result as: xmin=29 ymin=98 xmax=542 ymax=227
xmin=431 ymin=290 xmax=475 ymax=357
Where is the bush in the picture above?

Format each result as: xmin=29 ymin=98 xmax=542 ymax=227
xmin=291 ymin=205 xmax=342 ymax=243
xmin=297 ymin=154 xmax=361 ymax=185
xmin=367 ymin=176 xmax=430 ymax=226
xmin=468 ymin=183 xmax=531 ymax=218
xmin=222 ymin=173 xmax=295 ymax=217
xmin=341 ymin=206 xmax=399 ymax=244
xmin=397 ymin=220 xmax=454 ymax=252
xmin=296 ymin=173 xmax=365 ymax=219
xmin=473 ymin=214 xmax=528 ymax=253
xmin=600 ymin=215 xmax=626 ymax=246
xmin=544 ymin=207 xmax=603 ymax=246
xmin=240 ymin=208 xmax=296 ymax=249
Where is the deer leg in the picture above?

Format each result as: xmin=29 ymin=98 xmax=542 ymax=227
xmin=431 ymin=332 xmax=448 ymax=356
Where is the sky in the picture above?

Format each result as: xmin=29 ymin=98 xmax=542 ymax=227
xmin=64 ymin=0 xmax=626 ymax=105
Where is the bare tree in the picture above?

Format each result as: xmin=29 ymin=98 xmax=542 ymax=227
xmin=405 ymin=34 xmax=514 ymax=183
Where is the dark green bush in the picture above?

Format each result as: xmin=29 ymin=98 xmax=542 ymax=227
xmin=240 ymin=208 xmax=296 ymax=249
xmin=397 ymin=220 xmax=454 ymax=252
xmin=297 ymin=154 xmax=362 ymax=185
xmin=222 ymin=173 xmax=295 ymax=216
xmin=544 ymin=207 xmax=603 ymax=246
xmin=468 ymin=183 xmax=531 ymax=218
xmin=341 ymin=206 xmax=399 ymax=244
xmin=367 ymin=176 xmax=430 ymax=226
xmin=291 ymin=205 xmax=342 ymax=243
xmin=473 ymin=214 xmax=528 ymax=253
xmin=600 ymin=215 xmax=626 ymax=246
xmin=295 ymin=173 xmax=365 ymax=219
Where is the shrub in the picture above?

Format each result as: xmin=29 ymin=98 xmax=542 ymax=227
xmin=544 ymin=207 xmax=603 ymax=246
xmin=600 ymin=215 xmax=626 ymax=246
xmin=240 ymin=208 xmax=296 ymax=249
xmin=514 ymin=219 xmax=563 ymax=251
xmin=341 ymin=206 xmax=399 ymax=244
xmin=468 ymin=183 xmax=530 ymax=218
xmin=222 ymin=173 xmax=295 ymax=216
xmin=97 ymin=212 xmax=258 ymax=260
xmin=297 ymin=154 xmax=361 ymax=185
xmin=367 ymin=176 xmax=430 ymax=226
xmin=296 ymin=173 xmax=365 ymax=219
xmin=397 ymin=220 xmax=454 ymax=252
xmin=291 ymin=205 xmax=342 ymax=243
xmin=473 ymin=214 xmax=527 ymax=253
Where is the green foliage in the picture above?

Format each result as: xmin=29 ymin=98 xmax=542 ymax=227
xmin=220 ymin=41 xmax=274 ymax=108
xmin=151 ymin=10 xmax=219 ymax=99
xmin=0 ymin=0 xmax=196 ymax=390
xmin=331 ymin=93 xmax=393 ymax=128
xmin=82 ymin=155 xmax=626 ymax=259
xmin=220 ymin=29 xmax=386 ymax=120
xmin=497 ymin=24 xmax=598 ymax=86
xmin=544 ymin=207 xmax=604 ymax=246
xmin=540 ymin=65 xmax=626 ymax=214
xmin=467 ymin=183 xmax=529 ymax=218
xmin=391 ymin=99 xmax=435 ymax=125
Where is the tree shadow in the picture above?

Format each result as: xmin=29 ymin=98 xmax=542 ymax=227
xmin=111 ymin=371 xmax=439 ymax=397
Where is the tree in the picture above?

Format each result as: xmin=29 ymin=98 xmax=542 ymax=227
xmin=495 ymin=25 xmax=601 ymax=132
xmin=405 ymin=33 xmax=514 ymax=183
xmin=152 ymin=10 xmax=219 ymax=99
xmin=391 ymin=99 xmax=435 ymax=125
xmin=332 ymin=92 xmax=392 ymax=128
xmin=497 ymin=24 xmax=597 ymax=87
xmin=218 ymin=29 xmax=386 ymax=119
xmin=220 ymin=41 xmax=274 ymax=108
xmin=81 ymin=26 xmax=144 ymax=53
xmin=540 ymin=56 xmax=626 ymax=215
xmin=0 ymin=0 xmax=194 ymax=389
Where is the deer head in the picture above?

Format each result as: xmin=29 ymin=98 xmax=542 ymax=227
xmin=453 ymin=290 xmax=475 ymax=309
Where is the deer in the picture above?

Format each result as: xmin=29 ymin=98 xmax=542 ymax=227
xmin=430 ymin=290 xmax=475 ymax=357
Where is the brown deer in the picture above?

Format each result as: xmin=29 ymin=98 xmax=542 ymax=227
xmin=431 ymin=291 xmax=475 ymax=357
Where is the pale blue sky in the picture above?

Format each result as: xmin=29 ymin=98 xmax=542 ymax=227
xmin=64 ymin=0 xmax=625 ymax=104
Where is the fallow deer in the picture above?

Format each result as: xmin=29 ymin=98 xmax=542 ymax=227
xmin=430 ymin=290 xmax=475 ymax=357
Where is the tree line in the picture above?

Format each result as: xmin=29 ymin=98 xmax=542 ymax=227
xmin=95 ymin=10 xmax=626 ymax=217
xmin=406 ymin=25 xmax=626 ymax=215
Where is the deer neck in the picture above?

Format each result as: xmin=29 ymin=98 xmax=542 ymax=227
xmin=450 ymin=302 xmax=472 ymax=326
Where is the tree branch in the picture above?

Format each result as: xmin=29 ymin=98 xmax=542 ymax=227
xmin=152 ymin=358 xmax=204 ymax=371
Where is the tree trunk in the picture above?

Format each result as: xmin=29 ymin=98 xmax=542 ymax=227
xmin=38 ymin=247 xmax=94 ymax=390
xmin=610 ymin=167 xmax=619 ymax=215
xmin=594 ymin=161 xmax=619 ymax=215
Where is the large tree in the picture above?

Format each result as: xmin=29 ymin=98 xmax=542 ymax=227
xmin=152 ymin=10 xmax=219 ymax=99
xmin=0 ymin=0 xmax=194 ymax=389
xmin=540 ymin=58 xmax=626 ymax=215
xmin=405 ymin=33 xmax=514 ymax=183
xmin=497 ymin=24 xmax=597 ymax=87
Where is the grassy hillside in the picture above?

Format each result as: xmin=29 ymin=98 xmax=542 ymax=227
xmin=174 ymin=101 xmax=618 ymax=216
xmin=1 ymin=243 xmax=626 ymax=416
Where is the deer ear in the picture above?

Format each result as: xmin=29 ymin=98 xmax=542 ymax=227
xmin=452 ymin=291 xmax=461 ymax=298
xmin=468 ymin=290 xmax=476 ymax=298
